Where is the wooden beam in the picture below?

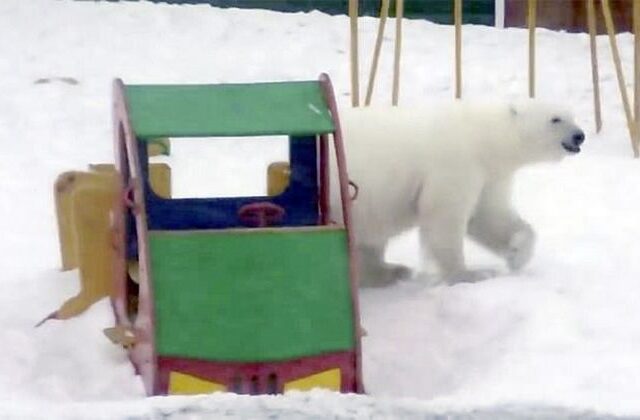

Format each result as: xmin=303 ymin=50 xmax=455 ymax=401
xmin=454 ymin=0 xmax=462 ymax=99
xmin=587 ymin=0 xmax=602 ymax=132
xmin=349 ymin=0 xmax=360 ymax=107
xmin=602 ymin=0 xmax=639 ymax=157
xmin=365 ymin=0 xmax=390 ymax=106
xmin=392 ymin=0 xmax=404 ymax=106
xmin=634 ymin=0 xmax=640 ymax=151
xmin=495 ymin=0 xmax=505 ymax=28
xmin=528 ymin=0 xmax=537 ymax=98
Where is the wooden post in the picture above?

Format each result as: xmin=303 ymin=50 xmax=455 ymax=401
xmin=495 ymin=0 xmax=505 ymax=28
xmin=454 ymin=0 xmax=462 ymax=99
xmin=349 ymin=0 xmax=360 ymax=107
xmin=587 ymin=0 xmax=602 ymax=132
xmin=392 ymin=0 xmax=404 ymax=106
xmin=602 ymin=0 xmax=639 ymax=157
xmin=365 ymin=0 xmax=390 ymax=106
xmin=528 ymin=0 xmax=537 ymax=98
xmin=634 ymin=0 xmax=640 ymax=152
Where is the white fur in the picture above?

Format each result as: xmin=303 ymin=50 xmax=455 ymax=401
xmin=330 ymin=100 xmax=583 ymax=286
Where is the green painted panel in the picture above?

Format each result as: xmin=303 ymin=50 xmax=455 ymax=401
xmin=124 ymin=81 xmax=335 ymax=139
xmin=148 ymin=228 xmax=354 ymax=362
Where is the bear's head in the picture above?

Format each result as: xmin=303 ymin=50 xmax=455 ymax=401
xmin=509 ymin=100 xmax=585 ymax=163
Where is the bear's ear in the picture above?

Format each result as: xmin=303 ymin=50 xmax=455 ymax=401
xmin=509 ymin=105 xmax=518 ymax=117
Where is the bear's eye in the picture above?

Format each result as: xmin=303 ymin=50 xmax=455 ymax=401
xmin=551 ymin=117 xmax=562 ymax=124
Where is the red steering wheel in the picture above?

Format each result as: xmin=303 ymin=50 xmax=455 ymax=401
xmin=238 ymin=202 xmax=285 ymax=227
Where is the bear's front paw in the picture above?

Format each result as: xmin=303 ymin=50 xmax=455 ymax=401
xmin=506 ymin=225 xmax=536 ymax=271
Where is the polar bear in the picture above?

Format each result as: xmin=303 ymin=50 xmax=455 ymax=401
xmin=331 ymin=100 xmax=585 ymax=286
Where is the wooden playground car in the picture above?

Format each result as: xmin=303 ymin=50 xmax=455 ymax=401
xmin=48 ymin=74 xmax=363 ymax=396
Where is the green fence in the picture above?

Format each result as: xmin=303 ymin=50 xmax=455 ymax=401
xmin=143 ymin=0 xmax=495 ymax=25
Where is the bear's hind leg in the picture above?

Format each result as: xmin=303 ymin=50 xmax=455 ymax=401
xmin=417 ymin=173 xmax=493 ymax=284
xmin=357 ymin=245 xmax=411 ymax=288
xmin=419 ymin=222 xmax=497 ymax=284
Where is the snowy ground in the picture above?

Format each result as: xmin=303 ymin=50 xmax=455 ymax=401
xmin=3 ymin=0 xmax=640 ymax=418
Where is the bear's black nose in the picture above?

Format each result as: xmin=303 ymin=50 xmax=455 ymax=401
xmin=572 ymin=130 xmax=585 ymax=146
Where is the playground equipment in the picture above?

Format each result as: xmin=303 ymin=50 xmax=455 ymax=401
xmin=48 ymin=74 xmax=363 ymax=396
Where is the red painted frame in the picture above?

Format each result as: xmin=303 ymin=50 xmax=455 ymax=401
xmin=158 ymin=351 xmax=357 ymax=394
xmin=318 ymin=73 xmax=364 ymax=393
xmin=112 ymin=79 xmax=158 ymax=394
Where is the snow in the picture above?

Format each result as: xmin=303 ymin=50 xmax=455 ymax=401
xmin=2 ymin=0 xmax=640 ymax=417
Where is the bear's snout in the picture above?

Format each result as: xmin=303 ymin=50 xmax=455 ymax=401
xmin=572 ymin=130 xmax=585 ymax=146
xmin=561 ymin=129 xmax=585 ymax=153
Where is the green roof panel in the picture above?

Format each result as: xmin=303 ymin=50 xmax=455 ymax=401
xmin=124 ymin=81 xmax=335 ymax=139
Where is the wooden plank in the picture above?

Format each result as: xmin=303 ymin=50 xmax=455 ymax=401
xmin=349 ymin=0 xmax=360 ymax=107
xmin=587 ymin=0 xmax=603 ymax=132
xmin=528 ymin=0 xmax=537 ymax=98
xmin=634 ymin=0 xmax=640 ymax=151
xmin=602 ymin=0 xmax=639 ymax=157
xmin=392 ymin=0 xmax=404 ymax=106
xmin=454 ymin=0 xmax=462 ymax=99
xmin=364 ymin=0 xmax=390 ymax=106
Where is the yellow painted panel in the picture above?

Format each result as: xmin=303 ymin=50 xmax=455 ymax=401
xmin=148 ymin=163 xmax=171 ymax=198
xmin=53 ymin=170 xmax=119 ymax=318
xmin=52 ymin=162 xmax=171 ymax=320
xmin=168 ymin=371 xmax=225 ymax=395
xmin=89 ymin=163 xmax=172 ymax=198
xmin=54 ymin=171 xmax=85 ymax=271
xmin=267 ymin=161 xmax=290 ymax=196
xmin=147 ymin=137 xmax=171 ymax=157
xmin=127 ymin=260 xmax=140 ymax=284
xmin=284 ymin=368 xmax=341 ymax=392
